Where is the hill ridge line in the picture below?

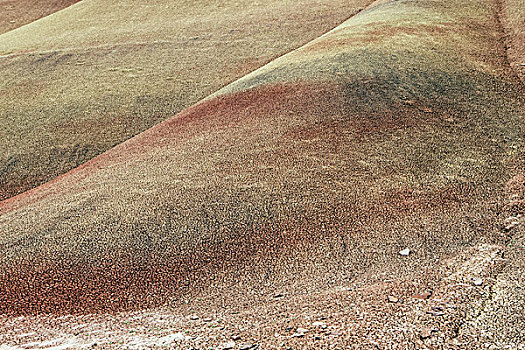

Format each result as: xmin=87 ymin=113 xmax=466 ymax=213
xmin=0 ymin=0 xmax=84 ymax=38
xmin=204 ymin=0 xmax=380 ymax=101
xmin=0 ymin=0 xmax=379 ymax=208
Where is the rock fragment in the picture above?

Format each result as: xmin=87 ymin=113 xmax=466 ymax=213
xmin=473 ymin=278 xmax=483 ymax=286
xmin=412 ymin=291 xmax=432 ymax=300
xmin=296 ymin=328 xmax=308 ymax=334
xmin=222 ymin=341 xmax=236 ymax=349
xmin=399 ymin=248 xmax=411 ymax=256
xmin=388 ymin=296 xmax=399 ymax=303
xmin=420 ymin=328 xmax=432 ymax=339
xmin=312 ymin=321 xmax=327 ymax=328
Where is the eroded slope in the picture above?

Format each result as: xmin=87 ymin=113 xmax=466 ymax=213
xmin=0 ymin=0 xmax=371 ymax=200
xmin=0 ymin=0 xmax=81 ymax=34
xmin=0 ymin=0 xmax=523 ymax=323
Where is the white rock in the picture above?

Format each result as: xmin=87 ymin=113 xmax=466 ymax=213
xmin=399 ymin=248 xmax=411 ymax=256
xmin=473 ymin=278 xmax=483 ymax=286
xmin=312 ymin=321 xmax=327 ymax=328
xmin=158 ymin=332 xmax=186 ymax=344
xmin=296 ymin=327 xmax=308 ymax=334
xmin=222 ymin=341 xmax=236 ymax=349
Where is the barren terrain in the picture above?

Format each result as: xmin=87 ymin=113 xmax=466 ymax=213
xmin=0 ymin=0 xmax=80 ymax=34
xmin=0 ymin=0 xmax=523 ymax=348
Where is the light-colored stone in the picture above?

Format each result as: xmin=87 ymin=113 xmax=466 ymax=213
xmin=222 ymin=341 xmax=236 ymax=349
xmin=388 ymin=296 xmax=399 ymax=303
xmin=399 ymin=248 xmax=411 ymax=256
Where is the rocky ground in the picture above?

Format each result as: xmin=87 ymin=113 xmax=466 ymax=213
xmin=0 ymin=215 xmax=523 ymax=349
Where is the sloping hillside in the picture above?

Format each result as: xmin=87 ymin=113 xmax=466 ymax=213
xmin=0 ymin=0 xmax=81 ymax=34
xmin=501 ymin=0 xmax=525 ymax=81
xmin=1 ymin=0 xmax=523 ymax=316
xmin=0 ymin=0 xmax=371 ymax=201
xmin=0 ymin=0 xmax=524 ymax=348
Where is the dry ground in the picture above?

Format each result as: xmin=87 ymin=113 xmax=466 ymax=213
xmin=0 ymin=0 xmax=371 ymax=201
xmin=0 ymin=0 xmax=524 ymax=348
xmin=0 ymin=0 xmax=81 ymax=34
xmin=501 ymin=0 xmax=525 ymax=81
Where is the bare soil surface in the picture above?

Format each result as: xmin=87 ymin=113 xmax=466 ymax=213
xmin=0 ymin=0 xmax=371 ymax=201
xmin=0 ymin=0 xmax=81 ymax=34
xmin=0 ymin=0 xmax=524 ymax=348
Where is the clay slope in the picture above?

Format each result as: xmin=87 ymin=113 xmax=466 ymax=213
xmin=0 ymin=0 xmax=81 ymax=34
xmin=0 ymin=0 xmax=371 ymax=201
xmin=0 ymin=0 xmax=523 ymax=327
xmin=501 ymin=0 xmax=525 ymax=81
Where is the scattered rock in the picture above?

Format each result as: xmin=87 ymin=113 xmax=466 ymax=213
xmin=412 ymin=291 xmax=432 ymax=300
xmin=426 ymin=310 xmax=445 ymax=316
xmin=232 ymin=335 xmax=241 ymax=341
xmin=315 ymin=335 xmax=322 ymax=340
xmin=239 ymin=343 xmax=255 ymax=350
xmin=504 ymin=221 xmax=520 ymax=231
xmin=296 ymin=328 xmax=308 ymax=334
xmin=312 ymin=321 xmax=327 ymax=328
xmin=158 ymin=332 xmax=186 ymax=344
xmin=388 ymin=296 xmax=399 ymax=303
xmin=203 ymin=318 xmax=213 ymax=322
xmin=420 ymin=328 xmax=432 ymax=339
xmin=222 ymin=341 xmax=236 ymax=349
xmin=473 ymin=278 xmax=483 ymax=286
xmin=505 ymin=216 xmax=521 ymax=224
xmin=399 ymin=248 xmax=411 ymax=256
xmin=292 ymin=332 xmax=305 ymax=338
xmin=274 ymin=293 xmax=285 ymax=298
xmin=189 ymin=315 xmax=199 ymax=320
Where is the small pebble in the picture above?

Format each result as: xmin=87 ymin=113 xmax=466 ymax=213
xmin=388 ymin=296 xmax=399 ymax=303
xmin=412 ymin=291 xmax=432 ymax=300
xmin=420 ymin=328 xmax=432 ymax=339
xmin=473 ymin=278 xmax=483 ymax=286
xmin=222 ymin=341 xmax=235 ymax=349
xmin=399 ymin=248 xmax=411 ymax=256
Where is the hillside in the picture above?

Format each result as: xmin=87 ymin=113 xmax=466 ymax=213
xmin=0 ymin=0 xmax=81 ymax=34
xmin=502 ymin=0 xmax=525 ymax=81
xmin=0 ymin=0 xmax=524 ymax=348
xmin=0 ymin=0 xmax=370 ymax=201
